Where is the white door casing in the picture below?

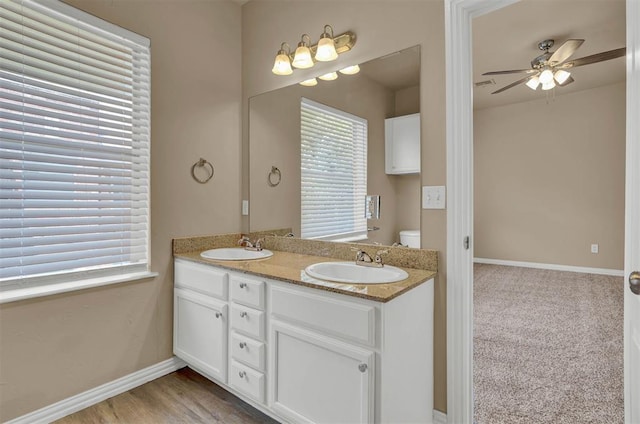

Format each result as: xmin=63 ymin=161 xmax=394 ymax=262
xmin=445 ymin=0 xmax=640 ymax=422
xmin=625 ymin=1 xmax=640 ymax=422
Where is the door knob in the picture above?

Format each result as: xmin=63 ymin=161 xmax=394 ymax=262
xmin=630 ymin=271 xmax=640 ymax=295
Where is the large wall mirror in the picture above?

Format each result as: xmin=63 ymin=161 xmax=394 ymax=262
xmin=249 ymin=45 xmax=421 ymax=246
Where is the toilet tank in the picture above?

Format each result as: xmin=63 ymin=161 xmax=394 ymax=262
xmin=399 ymin=230 xmax=420 ymax=248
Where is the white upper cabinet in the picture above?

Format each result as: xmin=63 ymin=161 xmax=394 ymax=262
xmin=385 ymin=113 xmax=420 ymax=175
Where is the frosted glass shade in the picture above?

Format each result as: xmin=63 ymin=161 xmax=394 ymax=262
xmin=292 ymin=45 xmax=314 ymax=69
xmin=318 ymin=72 xmax=338 ymax=81
xmin=339 ymin=65 xmax=360 ymax=75
xmin=526 ymin=75 xmax=540 ymax=90
xmin=300 ymin=78 xmax=318 ymax=86
xmin=272 ymin=53 xmax=293 ymax=75
xmin=539 ymin=68 xmax=554 ymax=84
xmin=315 ymin=36 xmax=338 ymax=62
xmin=541 ymin=80 xmax=556 ymax=90
xmin=554 ymin=69 xmax=571 ymax=84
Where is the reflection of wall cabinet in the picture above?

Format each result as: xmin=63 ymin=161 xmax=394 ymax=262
xmin=174 ymin=258 xmax=434 ymax=423
xmin=385 ymin=113 xmax=420 ymax=174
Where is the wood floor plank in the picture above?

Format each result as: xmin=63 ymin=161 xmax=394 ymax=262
xmin=55 ymin=367 xmax=279 ymax=424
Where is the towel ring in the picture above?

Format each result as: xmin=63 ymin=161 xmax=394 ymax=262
xmin=268 ymin=166 xmax=281 ymax=187
xmin=191 ymin=158 xmax=214 ymax=184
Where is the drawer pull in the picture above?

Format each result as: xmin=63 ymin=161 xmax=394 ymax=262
xmin=358 ymin=364 xmax=368 ymax=373
xmin=215 ymin=312 xmax=222 ymax=319
xmin=240 ymin=311 xmax=248 ymax=318
xmin=239 ymin=342 xmax=247 ymax=349
xmin=238 ymin=371 xmax=246 ymax=378
xmin=239 ymin=282 xmax=247 ymax=289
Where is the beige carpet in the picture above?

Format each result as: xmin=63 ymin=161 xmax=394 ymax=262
xmin=473 ymin=264 xmax=624 ymax=424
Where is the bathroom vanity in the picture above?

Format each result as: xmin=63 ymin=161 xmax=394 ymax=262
xmin=173 ymin=238 xmax=436 ymax=424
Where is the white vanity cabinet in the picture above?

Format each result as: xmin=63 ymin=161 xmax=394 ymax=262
xmin=173 ymin=258 xmax=434 ymax=424
xmin=174 ymin=259 xmax=229 ymax=383
xmin=385 ymin=113 xmax=420 ymax=175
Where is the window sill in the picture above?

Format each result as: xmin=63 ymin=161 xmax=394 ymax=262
xmin=0 ymin=271 xmax=159 ymax=304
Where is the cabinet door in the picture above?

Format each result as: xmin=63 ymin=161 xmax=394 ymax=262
xmin=174 ymin=288 xmax=227 ymax=382
xmin=385 ymin=113 xmax=420 ymax=174
xmin=270 ymin=321 xmax=374 ymax=424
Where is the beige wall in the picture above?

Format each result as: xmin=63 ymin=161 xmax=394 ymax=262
xmin=242 ymin=0 xmax=448 ymax=412
xmin=474 ymin=83 xmax=625 ymax=270
xmin=0 ymin=1 xmax=243 ymax=421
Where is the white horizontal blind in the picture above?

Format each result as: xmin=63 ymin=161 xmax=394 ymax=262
xmin=0 ymin=0 xmax=151 ymax=285
xmin=300 ymin=98 xmax=367 ymax=241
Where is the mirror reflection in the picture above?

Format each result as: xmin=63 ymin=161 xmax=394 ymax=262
xmin=249 ymin=45 xmax=421 ymax=247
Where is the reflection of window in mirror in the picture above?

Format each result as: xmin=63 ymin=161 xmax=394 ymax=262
xmin=300 ymin=98 xmax=367 ymax=242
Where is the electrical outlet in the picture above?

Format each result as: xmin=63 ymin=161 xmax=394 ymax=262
xmin=591 ymin=244 xmax=599 ymax=254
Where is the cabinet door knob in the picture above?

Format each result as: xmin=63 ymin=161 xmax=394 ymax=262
xmin=240 ymin=311 xmax=248 ymax=318
xmin=358 ymin=363 xmax=368 ymax=373
xmin=239 ymin=342 xmax=246 ymax=349
xmin=215 ymin=312 xmax=221 ymax=318
xmin=239 ymin=282 xmax=247 ymax=289
xmin=238 ymin=371 xmax=246 ymax=378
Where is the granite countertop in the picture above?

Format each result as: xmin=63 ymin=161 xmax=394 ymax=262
xmin=174 ymin=249 xmax=436 ymax=303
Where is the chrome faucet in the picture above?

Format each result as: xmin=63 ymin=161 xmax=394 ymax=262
xmin=352 ymin=247 xmax=384 ymax=268
xmin=238 ymin=236 xmax=263 ymax=251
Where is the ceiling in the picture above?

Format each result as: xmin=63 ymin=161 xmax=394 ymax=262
xmin=473 ymin=0 xmax=625 ymax=110
xmin=358 ymin=45 xmax=421 ymax=91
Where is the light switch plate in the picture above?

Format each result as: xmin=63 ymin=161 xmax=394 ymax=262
xmin=422 ymin=186 xmax=446 ymax=209
xmin=242 ymin=200 xmax=249 ymax=216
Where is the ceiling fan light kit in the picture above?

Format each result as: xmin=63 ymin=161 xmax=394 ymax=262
xmin=482 ymin=38 xmax=626 ymax=95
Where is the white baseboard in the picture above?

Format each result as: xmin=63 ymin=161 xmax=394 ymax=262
xmin=7 ymin=356 xmax=187 ymax=424
xmin=433 ymin=409 xmax=448 ymax=424
xmin=474 ymin=257 xmax=624 ymax=277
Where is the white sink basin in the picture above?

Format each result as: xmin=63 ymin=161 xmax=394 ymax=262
xmin=304 ymin=261 xmax=408 ymax=284
xmin=200 ymin=248 xmax=273 ymax=261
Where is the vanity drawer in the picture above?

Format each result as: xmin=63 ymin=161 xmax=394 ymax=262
xmin=230 ymin=275 xmax=265 ymax=310
xmin=229 ymin=360 xmax=265 ymax=404
xmin=231 ymin=331 xmax=266 ymax=372
xmin=230 ymin=304 xmax=265 ymax=341
xmin=271 ymin=285 xmax=376 ymax=346
xmin=174 ymin=259 xmax=228 ymax=300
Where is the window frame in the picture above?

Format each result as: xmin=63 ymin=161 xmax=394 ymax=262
xmin=0 ymin=0 xmax=155 ymax=303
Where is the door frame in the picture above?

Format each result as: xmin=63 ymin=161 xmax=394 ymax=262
xmin=443 ymin=0 xmax=640 ymax=422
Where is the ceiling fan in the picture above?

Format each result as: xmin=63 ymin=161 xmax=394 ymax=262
xmin=483 ymin=39 xmax=626 ymax=94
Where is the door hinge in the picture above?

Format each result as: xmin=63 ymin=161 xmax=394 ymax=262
xmin=464 ymin=236 xmax=470 ymax=250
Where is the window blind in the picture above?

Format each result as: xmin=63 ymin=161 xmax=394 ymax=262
xmin=0 ymin=0 xmax=151 ymax=286
xmin=300 ymin=98 xmax=367 ymax=241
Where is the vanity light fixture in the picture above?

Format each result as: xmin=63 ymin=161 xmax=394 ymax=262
xmin=299 ymin=78 xmax=318 ymax=87
xmin=271 ymin=25 xmax=356 ymax=76
xmin=271 ymin=42 xmax=293 ymax=76
xmin=318 ymin=72 xmax=338 ymax=81
xmin=339 ymin=64 xmax=360 ymax=75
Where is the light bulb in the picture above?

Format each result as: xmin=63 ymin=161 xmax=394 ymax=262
xmin=539 ymin=68 xmax=554 ymax=84
xmin=525 ymin=75 xmax=540 ymax=90
xmin=299 ymin=78 xmax=318 ymax=87
xmin=315 ymin=25 xmax=338 ymax=62
xmin=541 ymin=80 xmax=556 ymax=90
xmin=318 ymin=72 xmax=338 ymax=81
xmin=339 ymin=65 xmax=360 ymax=75
xmin=554 ymin=69 xmax=571 ymax=85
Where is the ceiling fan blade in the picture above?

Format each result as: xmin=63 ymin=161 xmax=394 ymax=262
xmin=561 ymin=47 xmax=626 ymax=68
xmin=548 ymin=39 xmax=584 ymax=66
xmin=482 ymin=69 xmax=537 ymax=76
xmin=491 ymin=75 xmax=532 ymax=94
xmin=559 ymin=76 xmax=574 ymax=87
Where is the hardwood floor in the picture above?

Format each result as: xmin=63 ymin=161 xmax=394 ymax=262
xmin=55 ymin=367 xmax=279 ymax=424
